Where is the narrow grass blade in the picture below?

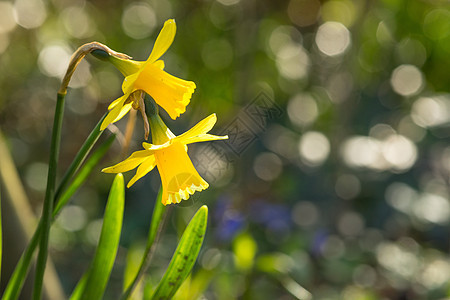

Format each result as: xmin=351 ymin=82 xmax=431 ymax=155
xmin=150 ymin=205 xmax=208 ymax=300
xmin=33 ymin=92 xmax=66 ymax=300
xmin=80 ymin=173 xmax=125 ymax=300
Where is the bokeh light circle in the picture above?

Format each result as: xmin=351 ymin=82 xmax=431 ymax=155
xmin=287 ymin=93 xmax=318 ymax=127
xmin=253 ymin=152 xmax=283 ymax=181
xmin=315 ymin=21 xmax=351 ymax=57
xmin=390 ymin=64 xmax=424 ymax=96
xmin=298 ymin=131 xmax=330 ymax=166
xmin=276 ymin=42 xmax=310 ymax=80
xmin=121 ymin=2 xmax=156 ymax=39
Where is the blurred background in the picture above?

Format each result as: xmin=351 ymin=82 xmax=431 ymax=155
xmin=0 ymin=0 xmax=449 ymax=299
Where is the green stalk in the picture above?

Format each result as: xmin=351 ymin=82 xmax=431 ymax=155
xmin=32 ymin=92 xmax=66 ymax=300
xmin=54 ymin=113 xmax=106 ymax=202
xmin=2 ymin=134 xmax=114 ymax=300
xmin=121 ymin=188 xmax=167 ymax=300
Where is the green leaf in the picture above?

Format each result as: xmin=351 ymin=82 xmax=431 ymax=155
xmin=150 ymin=205 xmax=208 ymax=300
xmin=79 ymin=173 xmax=125 ymax=300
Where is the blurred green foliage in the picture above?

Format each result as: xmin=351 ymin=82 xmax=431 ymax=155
xmin=0 ymin=0 xmax=449 ymax=299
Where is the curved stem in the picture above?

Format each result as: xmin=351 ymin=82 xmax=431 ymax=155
xmin=59 ymin=42 xmax=130 ymax=95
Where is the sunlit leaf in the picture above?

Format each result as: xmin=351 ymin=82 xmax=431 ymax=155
xmin=74 ymin=173 xmax=125 ymax=300
xmin=150 ymin=205 xmax=208 ymax=300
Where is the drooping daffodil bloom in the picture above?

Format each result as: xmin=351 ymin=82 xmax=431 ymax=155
xmin=102 ymin=113 xmax=228 ymax=205
xmin=100 ymin=19 xmax=196 ymax=131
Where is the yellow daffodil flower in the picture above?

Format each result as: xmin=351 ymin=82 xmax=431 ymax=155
xmin=100 ymin=19 xmax=196 ymax=131
xmin=102 ymin=113 xmax=228 ymax=205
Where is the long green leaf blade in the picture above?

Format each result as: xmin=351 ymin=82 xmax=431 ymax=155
xmin=80 ymin=173 xmax=125 ymax=300
xmin=151 ymin=205 xmax=208 ymax=300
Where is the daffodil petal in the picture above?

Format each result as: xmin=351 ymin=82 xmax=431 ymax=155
xmin=135 ymin=67 xmax=196 ymax=119
xmin=176 ymin=114 xmax=217 ymax=141
xmin=112 ymin=102 xmax=133 ymax=123
xmin=108 ymin=96 xmax=124 ymax=110
xmin=102 ymin=150 xmax=151 ymax=173
xmin=101 ymin=94 xmax=128 ymax=130
xmin=122 ymin=72 xmax=140 ymax=94
xmin=155 ymin=143 xmax=208 ymax=205
xmin=181 ymin=134 xmax=228 ymax=145
xmin=147 ymin=19 xmax=176 ymax=64
xmin=142 ymin=141 xmax=171 ymax=151
xmin=127 ymin=155 xmax=157 ymax=187
xmin=153 ymin=60 xmax=165 ymax=70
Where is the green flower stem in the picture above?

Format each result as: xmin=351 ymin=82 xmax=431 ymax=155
xmin=54 ymin=113 xmax=106 ymax=203
xmin=32 ymin=92 xmax=66 ymax=300
xmin=2 ymin=121 xmax=113 ymax=300
xmin=121 ymin=188 xmax=169 ymax=300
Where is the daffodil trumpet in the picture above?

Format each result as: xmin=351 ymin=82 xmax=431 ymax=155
xmin=98 ymin=19 xmax=196 ymax=133
xmin=102 ymin=111 xmax=228 ymax=205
